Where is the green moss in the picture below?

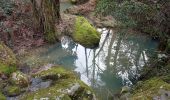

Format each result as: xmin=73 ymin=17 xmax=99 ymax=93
xmin=0 ymin=42 xmax=17 ymax=75
xmin=32 ymin=66 xmax=76 ymax=80
xmin=10 ymin=71 xmax=29 ymax=88
xmin=44 ymin=29 xmax=56 ymax=43
xmin=161 ymin=75 xmax=170 ymax=83
xmin=21 ymin=79 xmax=92 ymax=100
xmin=70 ymin=0 xmax=77 ymax=4
xmin=4 ymin=85 xmax=21 ymax=96
xmin=0 ymin=92 xmax=6 ymax=100
xmin=0 ymin=63 xmax=16 ymax=75
xmin=43 ymin=0 xmax=58 ymax=43
xmin=0 ymin=42 xmax=17 ymax=65
xmin=131 ymin=77 xmax=170 ymax=99
xmin=72 ymin=16 xmax=100 ymax=48
xmin=21 ymin=66 xmax=94 ymax=100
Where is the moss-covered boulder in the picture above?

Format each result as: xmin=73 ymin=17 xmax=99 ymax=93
xmin=32 ymin=66 xmax=76 ymax=80
xmin=21 ymin=66 xmax=96 ymax=100
xmin=131 ymin=77 xmax=170 ymax=99
xmin=0 ymin=42 xmax=17 ymax=75
xmin=0 ymin=92 xmax=6 ymax=100
xmin=4 ymin=85 xmax=21 ymax=97
xmin=10 ymin=71 xmax=30 ymax=88
xmin=72 ymin=16 xmax=100 ymax=48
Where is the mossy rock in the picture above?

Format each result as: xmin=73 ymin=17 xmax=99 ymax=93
xmin=32 ymin=66 xmax=76 ymax=80
xmin=0 ymin=79 xmax=7 ymax=90
xmin=121 ymin=86 xmax=130 ymax=94
xmin=0 ymin=92 xmax=6 ymax=100
xmin=72 ymin=16 xmax=100 ymax=48
xmin=131 ymin=77 xmax=170 ymax=99
xmin=4 ymin=85 xmax=21 ymax=97
xmin=0 ymin=42 xmax=17 ymax=75
xmin=21 ymin=66 xmax=95 ymax=100
xmin=70 ymin=0 xmax=77 ymax=4
xmin=10 ymin=71 xmax=30 ymax=88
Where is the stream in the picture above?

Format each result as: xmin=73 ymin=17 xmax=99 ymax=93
xmin=19 ymin=28 xmax=158 ymax=99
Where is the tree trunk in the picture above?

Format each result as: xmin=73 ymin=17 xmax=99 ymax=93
xmin=31 ymin=0 xmax=60 ymax=43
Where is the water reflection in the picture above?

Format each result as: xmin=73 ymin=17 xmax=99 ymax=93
xmin=60 ymin=28 xmax=158 ymax=99
xmin=20 ymin=28 xmax=158 ymax=99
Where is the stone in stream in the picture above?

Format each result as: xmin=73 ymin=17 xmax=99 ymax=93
xmin=121 ymin=86 xmax=130 ymax=94
xmin=20 ymin=66 xmax=96 ymax=100
xmin=72 ymin=16 xmax=101 ymax=48
xmin=57 ymin=14 xmax=101 ymax=48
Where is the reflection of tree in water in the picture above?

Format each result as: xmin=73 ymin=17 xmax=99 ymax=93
xmin=59 ymin=37 xmax=78 ymax=69
xmin=104 ymin=30 xmax=157 ymax=85
xmin=84 ymin=28 xmax=158 ymax=94
xmin=39 ymin=37 xmax=78 ymax=70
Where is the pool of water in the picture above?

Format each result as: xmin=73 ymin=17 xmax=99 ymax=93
xmin=60 ymin=1 xmax=73 ymax=12
xmin=19 ymin=28 xmax=158 ymax=99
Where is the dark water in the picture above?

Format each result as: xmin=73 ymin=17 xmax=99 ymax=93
xmin=20 ymin=28 xmax=158 ymax=99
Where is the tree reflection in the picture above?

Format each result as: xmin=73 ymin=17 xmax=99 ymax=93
xmin=81 ymin=28 xmax=158 ymax=99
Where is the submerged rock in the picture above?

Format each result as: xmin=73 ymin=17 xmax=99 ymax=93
xmin=131 ymin=77 xmax=170 ymax=99
xmin=72 ymin=16 xmax=100 ymax=48
xmin=121 ymin=86 xmax=130 ymax=94
xmin=20 ymin=66 xmax=96 ymax=100
xmin=0 ymin=42 xmax=17 ymax=76
xmin=10 ymin=71 xmax=30 ymax=88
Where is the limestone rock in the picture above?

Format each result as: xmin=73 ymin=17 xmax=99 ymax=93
xmin=20 ymin=66 xmax=96 ymax=100
xmin=10 ymin=71 xmax=29 ymax=88
xmin=72 ymin=16 xmax=100 ymax=48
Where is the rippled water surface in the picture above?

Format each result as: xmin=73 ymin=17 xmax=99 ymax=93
xmin=19 ymin=28 xmax=158 ymax=99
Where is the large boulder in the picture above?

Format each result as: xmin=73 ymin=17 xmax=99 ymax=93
xmin=131 ymin=78 xmax=170 ymax=99
xmin=0 ymin=42 xmax=17 ymax=75
xmin=56 ymin=14 xmax=101 ymax=48
xmin=72 ymin=16 xmax=100 ymax=48
xmin=4 ymin=85 xmax=21 ymax=97
xmin=10 ymin=71 xmax=30 ymax=88
xmin=20 ymin=66 xmax=96 ymax=100
xmin=0 ymin=92 xmax=5 ymax=100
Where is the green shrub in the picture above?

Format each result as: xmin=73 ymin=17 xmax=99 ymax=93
xmin=96 ymin=0 xmax=170 ymax=40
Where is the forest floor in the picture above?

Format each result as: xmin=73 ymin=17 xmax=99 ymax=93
xmin=0 ymin=1 xmax=44 ymax=54
xmin=0 ymin=0 xmax=116 ymax=55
